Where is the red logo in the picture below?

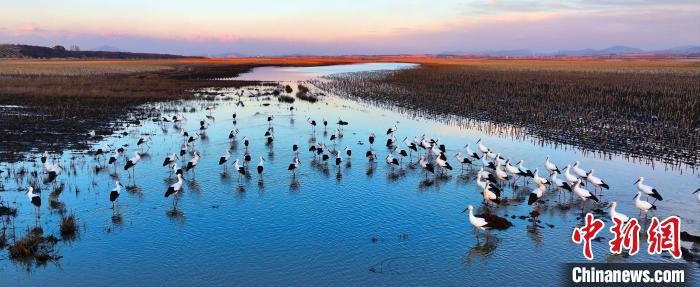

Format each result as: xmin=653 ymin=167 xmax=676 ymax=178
xmin=647 ymin=216 xmax=681 ymax=259
xmin=609 ymin=218 xmax=640 ymax=256
xmin=572 ymin=213 xmax=605 ymax=260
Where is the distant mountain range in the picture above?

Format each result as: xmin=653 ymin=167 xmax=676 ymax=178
xmin=2 ymin=43 xmax=699 ymax=59
xmin=438 ymin=45 xmax=700 ymax=57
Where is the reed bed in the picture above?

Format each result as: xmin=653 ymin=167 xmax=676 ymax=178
xmin=318 ymin=64 xmax=699 ymax=166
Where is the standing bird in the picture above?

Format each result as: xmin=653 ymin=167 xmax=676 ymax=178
xmin=476 ymin=139 xmax=489 ymax=154
xmin=288 ymin=157 xmax=301 ymax=176
xmin=572 ymin=161 xmax=588 ymax=179
xmin=219 ymin=150 xmax=231 ymax=172
xmin=549 ymin=171 xmax=572 ymax=193
xmin=109 ymin=181 xmax=122 ymax=210
xmin=481 ymin=184 xmax=501 ymax=206
xmin=463 ymin=205 xmax=494 ymax=238
xmin=368 ymin=132 xmax=376 ymax=147
xmin=267 ymin=115 xmax=274 ymax=127
xmin=465 ymin=144 xmax=480 ymax=160
xmin=609 ymin=201 xmax=629 ymax=224
xmin=27 ymin=186 xmax=41 ymax=219
xmin=528 ymin=182 xmax=547 ymax=205
xmin=41 ymin=151 xmax=49 ymax=163
xmin=365 ymin=150 xmax=377 ymax=163
xmin=257 ymin=157 xmax=265 ymax=177
xmin=307 ymin=118 xmax=317 ymax=133
xmin=137 ymin=136 xmax=150 ymax=151
xmin=344 ymin=146 xmax=352 ymax=157
xmin=634 ymin=192 xmax=657 ymax=215
xmin=455 ymin=152 xmax=473 ymax=171
xmin=164 ymin=174 xmax=184 ymax=210
xmin=586 ymin=169 xmax=609 ymax=192
xmin=563 ymin=165 xmax=579 ymax=186
xmin=403 ymin=137 xmax=417 ymax=161
xmin=418 ymin=155 xmax=435 ymax=178
xmin=335 ymin=152 xmax=343 ymax=167
xmin=233 ymin=159 xmax=246 ymax=181
xmin=186 ymin=151 xmax=201 ymax=174
xmin=163 ymin=153 xmax=178 ymax=167
xmin=544 ymin=156 xmax=560 ymax=174
xmin=242 ymin=136 xmax=250 ymax=150
xmin=180 ymin=142 xmax=189 ymax=156
xmin=124 ymin=152 xmax=141 ymax=177
xmin=634 ymin=177 xmax=663 ymax=202
xmin=393 ymin=146 xmax=408 ymax=165
xmin=532 ymin=169 xmax=549 ymax=186
xmin=386 ymin=124 xmax=397 ymax=136
xmin=229 ymin=128 xmax=239 ymax=141
xmin=572 ymin=180 xmax=599 ymax=205
xmin=386 ymin=153 xmax=399 ymax=169
xmin=108 ymin=149 xmax=121 ymax=166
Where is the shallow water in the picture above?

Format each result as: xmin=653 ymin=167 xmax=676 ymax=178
xmin=0 ymin=64 xmax=698 ymax=286
xmin=232 ymin=62 xmax=418 ymax=81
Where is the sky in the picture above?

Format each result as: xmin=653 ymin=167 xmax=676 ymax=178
xmin=1 ymin=0 xmax=698 ymax=56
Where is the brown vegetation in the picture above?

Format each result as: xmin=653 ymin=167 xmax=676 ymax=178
xmin=318 ymin=62 xmax=700 ymax=166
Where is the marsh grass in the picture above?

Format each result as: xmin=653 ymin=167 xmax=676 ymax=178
xmin=319 ymin=63 xmax=699 ymax=166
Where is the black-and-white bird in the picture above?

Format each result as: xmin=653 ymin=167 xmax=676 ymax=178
xmin=180 ymin=142 xmax=189 ymax=156
xmin=243 ymin=136 xmax=250 ymax=149
xmin=455 ymin=152 xmax=473 ymax=170
xmin=287 ymin=157 xmax=301 ymax=176
xmin=544 ymin=156 xmax=560 ymax=174
xmin=229 ymin=128 xmax=239 ymax=141
xmin=109 ymin=180 xmax=122 ymax=209
xmin=465 ymin=144 xmax=480 ymax=160
xmin=476 ymin=138 xmax=489 ymax=154
xmin=123 ymin=152 xmax=141 ymax=175
xmin=163 ymin=153 xmax=178 ymax=167
xmin=164 ymin=174 xmax=184 ymax=209
xmin=344 ymin=145 xmax=352 ymax=157
xmin=634 ymin=192 xmax=657 ymax=214
xmin=335 ymin=152 xmax=342 ymax=167
xmin=233 ymin=159 xmax=246 ymax=179
xmin=634 ymin=177 xmax=663 ymax=202
xmin=418 ymin=155 xmax=435 ymax=176
xmin=41 ymin=151 xmax=49 ymax=163
xmin=386 ymin=124 xmax=397 ymax=135
xmin=572 ymin=161 xmax=588 ymax=178
xmin=386 ymin=153 xmax=400 ymax=168
xmin=186 ymin=151 xmax=201 ymax=173
xmin=26 ymin=186 xmax=41 ymax=218
xmin=573 ymin=180 xmax=599 ymax=203
xmin=528 ymin=182 xmax=547 ymax=205
xmin=257 ymin=156 xmax=265 ymax=176
xmin=219 ymin=150 xmax=231 ymax=171
xmin=368 ymin=132 xmax=375 ymax=147
xmin=307 ymin=118 xmax=317 ymax=133
xmin=365 ymin=150 xmax=377 ymax=162
xmin=586 ymin=169 xmax=609 ymax=191
xmin=108 ymin=149 xmax=121 ymax=166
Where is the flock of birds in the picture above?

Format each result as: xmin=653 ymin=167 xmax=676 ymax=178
xmin=15 ymin=100 xmax=696 ymax=239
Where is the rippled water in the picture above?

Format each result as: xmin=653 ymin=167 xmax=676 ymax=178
xmin=0 ymin=64 xmax=698 ymax=286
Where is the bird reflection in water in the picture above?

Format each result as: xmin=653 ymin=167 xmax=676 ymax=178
xmin=463 ymin=233 xmax=499 ymax=266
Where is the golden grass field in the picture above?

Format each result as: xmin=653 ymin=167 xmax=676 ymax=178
xmin=2 ymin=57 xmax=698 ymax=76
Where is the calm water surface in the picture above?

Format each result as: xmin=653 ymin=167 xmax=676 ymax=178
xmin=0 ymin=63 xmax=698 ymax=286
xmin=232 ymin=62 xmax=418 ymax=81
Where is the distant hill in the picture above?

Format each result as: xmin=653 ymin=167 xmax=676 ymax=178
xmin=440 ymin=45 xmax=700 ymax=57
xmin=0 ymin=44 xmax=202 ymax=59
